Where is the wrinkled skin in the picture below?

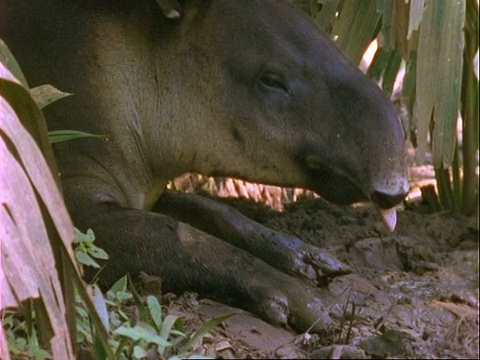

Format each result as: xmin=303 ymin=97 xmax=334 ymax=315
xmin=0 ymin=0 xmax=408 ymax=332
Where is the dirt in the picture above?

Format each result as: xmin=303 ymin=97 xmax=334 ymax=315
xmin=157 ymin=170 xmax=479 ymax=359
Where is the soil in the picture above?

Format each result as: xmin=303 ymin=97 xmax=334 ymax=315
xmin=156 ymin=168 xmax=479 ymax=359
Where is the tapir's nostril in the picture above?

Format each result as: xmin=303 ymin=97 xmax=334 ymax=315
xmin=371 ymin=190 xmax=408 ymax=209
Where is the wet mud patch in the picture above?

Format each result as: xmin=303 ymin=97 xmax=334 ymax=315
xmin=161 ymin=195 xmax=478 ymax=358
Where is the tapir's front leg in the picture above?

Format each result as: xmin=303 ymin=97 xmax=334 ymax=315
xmin=153 ymin=191 xmax=351 ymax=286
xmin=75 ymin=202 xmax=337 ymax=333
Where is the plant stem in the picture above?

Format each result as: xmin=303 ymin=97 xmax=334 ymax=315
xmin=435 ymin=166 xmax=454 ymax=211
xmin=452 ymin=142 xmax=461 ymax=212
xmin=460 ymin=0 xmax=479 ymax=214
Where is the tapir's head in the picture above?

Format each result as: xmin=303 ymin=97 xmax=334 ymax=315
xmin=161 ymin=0 xmax=408 ymax=223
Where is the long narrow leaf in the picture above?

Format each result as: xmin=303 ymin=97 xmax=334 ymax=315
xmin=413 ymin=0 xmax=465 ymax=167
xmin=0 ymin=39 xmax=28 ymax=87
xmin=48 ymin=130 xmax=107 ymax=144
xmin=179 ymin=313 xmax=236 ymax=355
xmin=331 ymin=0 xmax=380 ymax=64
xmin=314 ymin=0 xmax=341 ymax=33
xmin=147 ymin=296 xmax=163 ymax=331
xmin=1 ymin=63 xmax=75 ymax=359
xmin=407 ymin=0 xmax=426 ymax=39
xmin=158 ymin=314 xmax=178 ymax=355
xmin=160 ymin=315 xmax=178 ymax=341
xmin=460 ymin=0 xmax=479 ymax=213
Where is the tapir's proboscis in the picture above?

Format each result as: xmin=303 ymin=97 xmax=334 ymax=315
xmin=1 ymin=0 xmax=409 ymax=332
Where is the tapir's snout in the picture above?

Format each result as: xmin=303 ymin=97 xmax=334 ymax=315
xmin=370 ymin=176 xmax=410 ymax=210
xmin=299 ymin=133 xmax=409 ymax=211
xmin=371 ymin=188 xmax=409 ymax=209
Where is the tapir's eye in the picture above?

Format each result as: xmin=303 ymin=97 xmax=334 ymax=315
xmin=259 ymin=72 xmax=289 ymax=94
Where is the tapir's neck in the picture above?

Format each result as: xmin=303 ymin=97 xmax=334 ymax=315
xmin=81 ymin=9 xmax=202 ymax=209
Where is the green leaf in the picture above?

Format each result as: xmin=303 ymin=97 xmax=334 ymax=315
xmin=381 ymin=48 xmax=402 ymax=95
xmin=368 ymin=48 xmax=388 ymax=82
xmin=114 ymin=325 xmax=171 ymax=347
xmin=413 ymin=0 xmax=465 ymax=167
xmin=179 ymin=313 xmax=236 ymax=354
xmin=93 ymin=332 xmax=108 ymax=360
xmin=116 ymin=291 xmax=133 ymax=302
xmin=331 ymin=0 xmax=381 ymax=64
xmin=105 ymin=291 xmax=116 ymax=303
xmin=168 ymin=330 xmax=187 ymax=340
xmin=75 ymin=251 xmax=100 ymax=268
xmin=0 ymin=39 xmax=28 ymax=87
xmin=118 ymin=310 xmax=130 ymax=322
xmin=158 ymin=314 xmax=179 ymax=355
xmin=128 ymin=273 xmax=150 ymax=323
xmin=160 ymin=315 xmax=178 ymax=340
xmin=30 ymin=84 xmax=71 ymax=109
xmin=376 ymin=0 xmax=394 ymax=50
xmin=48 ymin=130 xmax=107 ymax=144
xmin=147 ymin=295 xmax=163 ymax=331
xmin=407 ymin=0 xmax=426 ymax=39
xmin=87 ymin=245 xmax=109 ymax=260
xmin=133 ymin=345 xmax=148 ymax=359
xmin=314 ymin=0 xmax=341 ymax=33
xmin=93 ymin=284 xmax=110 ymax=332
xmin=75 ymin=306 xmax=88 ymax=318
xmin=74 ymin=228 xmax=96 ymax=243
xmin=401 ymin=50 xmax=418 ymax=121
xmin=109 ymin=275 xmax=128 ymax=294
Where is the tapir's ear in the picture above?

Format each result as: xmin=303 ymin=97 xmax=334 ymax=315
xmin=156 ymin=0 xmax=181 ymax=19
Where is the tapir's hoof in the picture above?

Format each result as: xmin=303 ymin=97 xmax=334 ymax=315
xmin=260 ymin=231 xmax=352 ymax=286
xmin=249 ymin=272 xmax=339 ymax=334
xmin=294 ymin=244 xmax=352 ymax=282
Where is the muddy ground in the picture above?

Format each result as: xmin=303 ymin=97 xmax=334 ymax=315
xmin=153 ymin=168 xmax=479 ymax=359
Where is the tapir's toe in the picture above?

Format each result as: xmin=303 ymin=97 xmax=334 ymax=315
xmin=287 ymin=287 xmax=335 ymax=334
xmin=251 ymin=274 xmax=336 ymax=334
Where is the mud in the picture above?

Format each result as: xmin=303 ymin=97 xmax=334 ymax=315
xmin=158 ymin=171 xmax=479 ymax=359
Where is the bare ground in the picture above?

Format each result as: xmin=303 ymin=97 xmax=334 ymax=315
xmin=153 ymin=168 xmax=479 ymax=359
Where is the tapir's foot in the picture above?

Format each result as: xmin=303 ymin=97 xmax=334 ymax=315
xmin=248 ymin=274 xmax=338 ymax=333
xmin=79 ymin=203 xmax=339 ymax=333
xmin=154 ymin=191 xmax=351 ymax=286
xmin=261 ymin=230 xmax=351 ymax=285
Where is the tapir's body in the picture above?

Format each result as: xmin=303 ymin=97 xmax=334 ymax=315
xmin=1 ymin=0 xmax=408 ymax=332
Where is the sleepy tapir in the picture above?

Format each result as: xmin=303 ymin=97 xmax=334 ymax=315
xmin=1 ymin=0 xmax=409 ymax=332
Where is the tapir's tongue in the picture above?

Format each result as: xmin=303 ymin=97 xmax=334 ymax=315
xmin=379 ymin=207 xmax=397 ymax=232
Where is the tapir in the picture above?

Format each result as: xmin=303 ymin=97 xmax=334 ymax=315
xmin=1 ymin=0 xmax=409 ymax=332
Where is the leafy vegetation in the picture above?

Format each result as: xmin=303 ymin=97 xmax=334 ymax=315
xmin=4 ymin=226 xmax=233 ymax=359
xmin=1 ymin=38 xmax=81 ymax=359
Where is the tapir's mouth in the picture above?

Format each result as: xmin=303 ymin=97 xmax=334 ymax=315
xmin=299 ymin=152 xmax=368 ymax=204
xmin=307 ymin=170 xmax=369 ymax=207
xmin=301 ymin=156 xmax=406 ymax=232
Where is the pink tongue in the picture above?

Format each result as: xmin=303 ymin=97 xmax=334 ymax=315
xmin=379 ymin=207 xmax=397 ymax=232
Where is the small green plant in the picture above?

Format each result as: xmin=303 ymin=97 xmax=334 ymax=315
xmin=98 ymin=275 xmax=234 ymax=359
xmin=3 ymin=307 xmax=52 ymax=360
xmin=4 ymin=218 xmax=232 ymax=359
xmin=73 ymin=228 xmax=109 ymax=269
xmin=110 ymin=291 xmax=182 ymax=359
xmin=71 ymin=230 xmax=233 ymax=359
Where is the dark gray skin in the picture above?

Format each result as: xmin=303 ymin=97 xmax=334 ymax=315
xmin=1 ymin=0 xmax=409 ymax=332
